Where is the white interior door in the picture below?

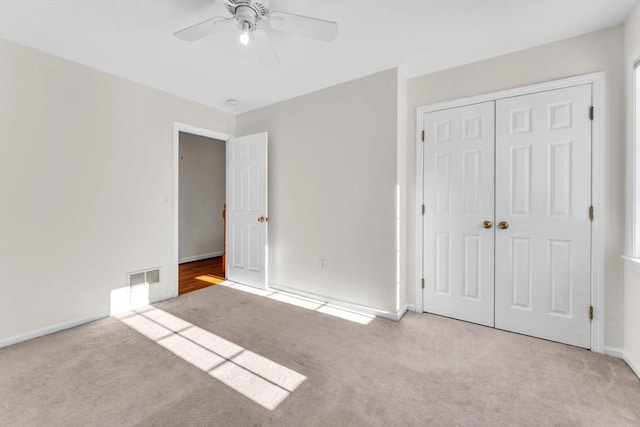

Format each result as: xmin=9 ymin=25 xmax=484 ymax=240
xmin=495 ymin=85 xmax=592 ymax=348
xmin=422 ymin=102 xmax=495 ymax=327
xmin=226 ymin=132 xmax=268 ymax=289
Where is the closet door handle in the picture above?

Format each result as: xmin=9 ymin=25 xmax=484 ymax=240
xmin=483 ymin=220 xmax=493 ymax=229
xmin=498 ymin=221 xmax=509 ymax=230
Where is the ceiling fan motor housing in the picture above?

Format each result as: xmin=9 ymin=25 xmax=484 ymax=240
xmin=226 ymin=0 xmax=269 ymax=31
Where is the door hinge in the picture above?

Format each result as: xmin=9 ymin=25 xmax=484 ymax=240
xmin=421 ymin=130 xmax=425 ymax=142
xmin=421 ymin=278 xmax=425 ymax=289
xmin=589 ymin=206 xmax=594 ymax=221
xmin=589 ymin=106 xmax=594 ymax=121
xmin=589 ymin=306 xmax=594 ymax=320
xmin=422 ymin=204 xmax=425 ymax=215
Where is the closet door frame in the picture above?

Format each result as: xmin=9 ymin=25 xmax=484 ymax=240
xmin=415 ymin=72 xmax=606 ymax=354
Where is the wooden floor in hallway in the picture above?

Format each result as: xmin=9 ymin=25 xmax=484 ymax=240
xmin=179 ymin=256 xmax=225 ymax=295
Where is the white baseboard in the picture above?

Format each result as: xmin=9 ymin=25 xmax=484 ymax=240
xmin=0 ymin=311 xmax=110 ymax=348
xmin=149 ymin=292 xmax=176 ymax=306
xmin=605 ymin=346 xmax=640 ymax=379
xmin=179 ymin=251 xmax=224 ymax=264
xmin=604 ymin=346 xmax=624 ymax=359
xmin=623 ymin=351 xmax=640 ymax=379
xmin=406 ymin=304 xmax=418 ymax=313
xmin=0 ymin=291 xmax=177 ymax=349
xmin=395 ymin=305 xmax=408 ymax=321
xmin=268 ymin=283 xmax=405 ymax=321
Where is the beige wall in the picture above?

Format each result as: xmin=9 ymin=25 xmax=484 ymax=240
xmin=178 ymin=132 xmax=226 ymax=262
xmin=624 ymin=3 xmax=640 ymax=376
xmin=1 ymin=17 xmax=634 ymax=351
xmin=406 ymin=25 xmax=626 ymax=349
xmin=0 ymin=38 xmax=235 ymax=344
xmin=236 ymin=69 xmax=400 ymax=313
xmin=625 ymin=3 xmax=640 ymax=59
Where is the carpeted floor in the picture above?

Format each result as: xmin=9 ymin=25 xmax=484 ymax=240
xmin=1 ymin=284 xmax=639 ymax=427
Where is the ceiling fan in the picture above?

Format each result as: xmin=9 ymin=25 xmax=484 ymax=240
xmin=173 ymin=0 xmax=338 ymax=67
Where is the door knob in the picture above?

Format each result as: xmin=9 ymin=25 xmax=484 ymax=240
xmin=483 ymin=220 xmax=493 ymax=229
xmin=257 ymin=216 xmax=268 ymax=223
xmin=498 ymin=221 xmax=509 ymax=230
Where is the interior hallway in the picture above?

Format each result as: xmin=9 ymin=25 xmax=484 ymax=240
xmin=178 ymin=256 xmax=225 ymax=295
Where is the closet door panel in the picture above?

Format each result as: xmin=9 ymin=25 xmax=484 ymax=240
xmin=494 ymin=85 xmax=592 ymax=348
xmin=422 ymin=102 xmax=495 ymax=327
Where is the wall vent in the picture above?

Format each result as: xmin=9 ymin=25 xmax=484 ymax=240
xmin=128 ymin=268 xmax=161 ymax=287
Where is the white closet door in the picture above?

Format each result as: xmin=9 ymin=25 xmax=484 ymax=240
xmin=226 ymin=132 xmax=268 ymax=289
xmin=423 ymin=102 xmax=495 ymax=327
xmin=495 ymin=85 xmax=592 ymax=348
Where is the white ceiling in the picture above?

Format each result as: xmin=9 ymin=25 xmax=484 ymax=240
xmin=0 ymin=0 xmax=637 ymax=113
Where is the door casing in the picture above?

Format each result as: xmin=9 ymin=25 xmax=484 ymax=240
xmin=415 ymin=72 xmax=606 ymax=354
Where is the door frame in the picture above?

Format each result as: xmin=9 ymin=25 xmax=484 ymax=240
xmin=415 ymin=72 xmax=606 ymax=353
xmin=172 ymin=122 xmax=232 ymax=298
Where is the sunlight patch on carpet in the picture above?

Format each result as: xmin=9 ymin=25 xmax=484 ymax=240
xmin=116 ymin=307 xmax=306 ymax=410
xmin=218 ymin=281 xmax=375 ymax=325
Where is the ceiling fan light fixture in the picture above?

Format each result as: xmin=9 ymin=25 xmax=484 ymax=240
xmin=239 ymin=29 xmax=251 ymax=45
xmin=238 ymin=18 xmax=253 ymax=46
xmin=174 ymin=0 xmax=339 ymax=66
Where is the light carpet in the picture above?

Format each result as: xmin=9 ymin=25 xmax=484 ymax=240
xmin=1 ymin=284 xmax=638 ymax=426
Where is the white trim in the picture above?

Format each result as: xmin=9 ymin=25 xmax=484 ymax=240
xmin=179 ymin=251 xmax=224 ymax=264
xmin=0 ymin=311 xmax=110 ymax=348
xmin=418 ymin=72 xmax=605 ymax=114
xmin=625 ymin=48 xmax=640 ymax=258
xmin=415 ymin=106 xmax=425 ymax=313
xmin=623 ymin=351 xmax=640 ymax=379
xmin=269 ymin=283 xmax=407 ymax=321
xmin=415 ymin=72 xmax=606 ymax=354
xmin=396 ymin=305 xmax=408 ymax=320
xmin=173 ymin=122 xmax=232 ymax=298
xmin=623 ymin=255 xmax=640 ymax=273
xmin=406 ymin=304 xmax=417 ymax=312
xmin=622 ymin=49 xmax=640 ymax=383
xmin=604 ymin=346 xmax=624 ymax=359
xmin=590 ymin=73 xmax=606 ymax=355
xmin=0 ymin=291 xmax=177 ymax=348
xmin=264 ymin=134 xmax=269 ymax=291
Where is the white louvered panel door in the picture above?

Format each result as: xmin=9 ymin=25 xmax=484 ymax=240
xmin=226 ymin=132 xmax=268 ymax=289
xmin=494 ymin=85 xmax=592 ymax=348
xmin=422 ymin=102 xmax=495 ymax=327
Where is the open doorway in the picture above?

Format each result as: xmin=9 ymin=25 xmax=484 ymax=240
xmin=178 ymin=131 xmax=227 ymax=295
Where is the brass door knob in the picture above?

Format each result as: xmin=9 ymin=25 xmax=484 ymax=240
xmin=498 ymin=221 xmax=509 ymax=230
xmin=257 ymin=216 xmax=268 ymax=223
xmin=483 ymin=220 xmax=493 ymax=229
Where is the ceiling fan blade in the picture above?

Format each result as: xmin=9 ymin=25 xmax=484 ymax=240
xmin=250 ymin=30 xmax=279 ymax=67
xmin=268 ymin=11 xmax=338 ymax=42
xmin=174 ymin=17 xmax=234 ymax=42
